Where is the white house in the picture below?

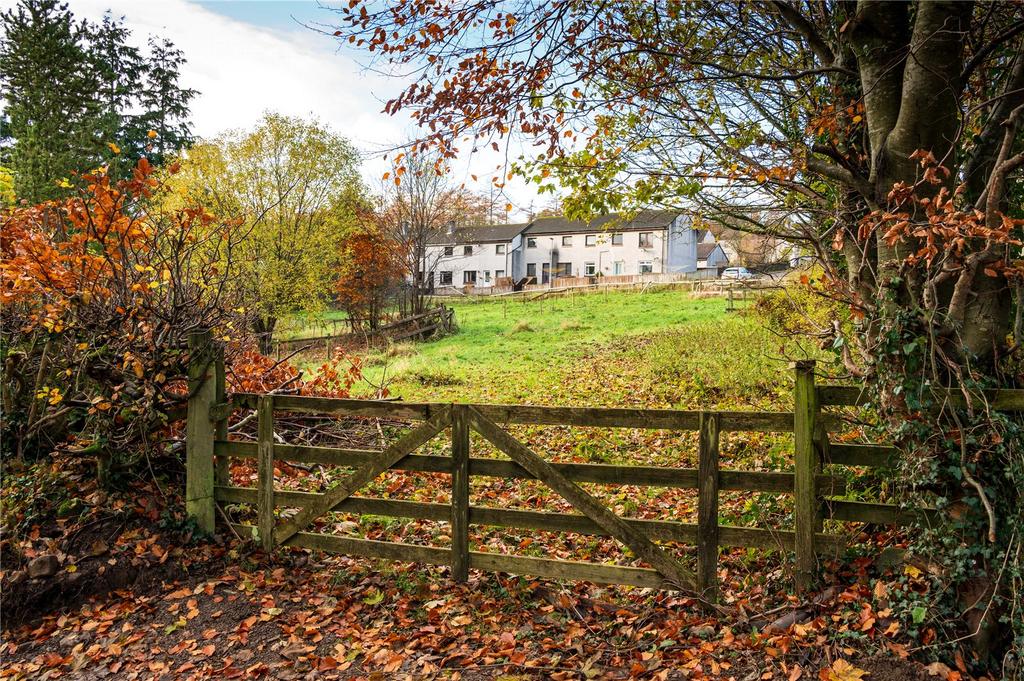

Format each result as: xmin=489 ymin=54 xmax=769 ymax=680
xmin=519 ymin=210 xmax=698 ymax=283
xmin=426 ymin=222 xmax=529 ymax=290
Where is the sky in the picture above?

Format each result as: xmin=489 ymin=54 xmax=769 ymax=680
xmin=9 ymin=0 xmax=544 ymax=219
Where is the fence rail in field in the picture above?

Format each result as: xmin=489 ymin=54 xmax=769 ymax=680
xmin=184 ymin=331 xmax=1024 ymax=598
xmin=271 ymin=306 xmax=455 ymax=358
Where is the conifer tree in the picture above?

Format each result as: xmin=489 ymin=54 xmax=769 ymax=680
xmin=0 ymin=0 xmax=102 ymax=202
xmin=87 ymin=12 xmax=146 ymax=167
xmin=139 ymin=36 xmax=197 ymax=165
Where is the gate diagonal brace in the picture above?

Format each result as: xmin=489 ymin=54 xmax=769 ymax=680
xmin=274 ymin=408 xmax=451 ymax=546
xmin=465 ymin=406 xmax=696 ymax=591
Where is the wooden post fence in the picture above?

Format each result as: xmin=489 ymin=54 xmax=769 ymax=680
xmin=186 ymin=329 xmax=223 ymax=535
xmin=182 ymin=359 xmax=1013 ymax=593
xmin=450 ymin=405 xmax=470 ymax=581
xmin=792 ymin=360 xmax=820 ymax=591
xmin=696 ymin=411 xmax=721 ymax=600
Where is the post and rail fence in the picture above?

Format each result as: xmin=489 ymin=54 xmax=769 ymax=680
xmin=184 ymin=330 xmax=1024 ymax=598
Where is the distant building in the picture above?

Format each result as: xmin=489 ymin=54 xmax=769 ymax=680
xmin=519 ymin=210 xmax=698 ymax=284
xmin=421 ymin=210 xmax=701 ymax=290
xmin=697 ymin=242 xmax=730 ymax=275
xmin=426 ymin=223 xmax=528 ymax=289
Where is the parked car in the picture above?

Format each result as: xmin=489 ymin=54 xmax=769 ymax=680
xmin=722 ymin=266 xmax=755 ymax=280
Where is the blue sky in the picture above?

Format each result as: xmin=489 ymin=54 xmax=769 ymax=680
xmin=195 ymin=1 xmax=325 ymax=32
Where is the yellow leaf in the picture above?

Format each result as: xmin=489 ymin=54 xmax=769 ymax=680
xmin=852 ymin=115 xmax=862 ymax=123
xmin=107 ymin=142 xmax=121 ymax=154
xmin=904 ymin=565 xmax=922 ymax=578
xmin=827 ymin=659 xmax=869 ymax=681
xmin=147 ymin=130 xmax=158 ymax=139
xmin=65 ymin=564 xmax=77 ymax=573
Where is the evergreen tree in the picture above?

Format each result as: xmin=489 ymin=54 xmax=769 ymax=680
xmin=139 ymin=36 xmax=197 ymax=164
xmin=86 ymin=12 xmax=146 ymax=168
xmin=0 ymin=0 xmax=102 ymax=203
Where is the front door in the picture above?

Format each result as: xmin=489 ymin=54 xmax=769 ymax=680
xmin=541 ymin=262 xmax=550 ymax=284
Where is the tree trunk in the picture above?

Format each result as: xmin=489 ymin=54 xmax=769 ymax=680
xmin=252 ymin=317 xmax=276 ymax=355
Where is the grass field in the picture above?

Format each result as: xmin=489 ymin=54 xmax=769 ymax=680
xmin=322 ymin=288 xmax=820 ymax=410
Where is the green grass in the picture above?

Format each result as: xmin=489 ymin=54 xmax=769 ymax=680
xmin=312 ymin=288 xmax=822 ymax=408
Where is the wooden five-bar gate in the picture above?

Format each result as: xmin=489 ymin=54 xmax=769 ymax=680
xmin=184 ymin=331 xmax=1023 ymax=599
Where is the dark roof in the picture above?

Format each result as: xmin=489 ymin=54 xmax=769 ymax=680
xmin=428 ymin=222 xmax=529 ymax=245
xmin=697 ymin=242 xmax=723 ymax=259
xmin=525 ymin=209 xmax=683 ymax=236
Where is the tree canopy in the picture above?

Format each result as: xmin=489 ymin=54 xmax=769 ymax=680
xmin=162 ymin=113 xmax=365 ymax=350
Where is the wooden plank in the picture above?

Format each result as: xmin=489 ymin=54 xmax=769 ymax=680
xmin=469 ymin=552 xmax=668 ymax=589
xmin=826 ymin=443 xmax=898 ymax=468
xmin=824 ymin=499 xmax=940 ymax=526
xmin=232 ymin=523 xmax=671 ymax=589
xmin=232 ymin=524 xmax=452 ymax=565
xmin=231 ymin=393 xmax=441 ymax=421
xmin=257 ymin=396 xmax=275 ymax=551
xmin=185 ymin=330 xmax=216 ymax=534
xmin=214 ymin=487 xmax=843 ymax=552
xmin=450 ymin=406 xmax=470 ymax=582
xmin=273 ymin=409 xmax=450 ymax=546
xmin=817 ymin=385 xmax=869 ymax=407
xmin=466 ymin=407 xmax=696 ymax=591
xmin=216 ymin=440 xmax=845 ymax=494
xmin=818 ymin=385 xmax=1024 ymax=412
xmin=228 ymin=394 xmax=795 ymax=432
xmin=792 ymin=360 xmax=819 ymax=591
xmin=696 ymin=412 xmax=720 ymax=600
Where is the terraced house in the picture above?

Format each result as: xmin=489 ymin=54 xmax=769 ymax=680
xmin=425 ymin=210 xmax=705 ymax=290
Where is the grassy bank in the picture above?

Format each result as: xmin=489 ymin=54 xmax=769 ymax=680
xmin=331 ymin=288 xmax=819 ymax=409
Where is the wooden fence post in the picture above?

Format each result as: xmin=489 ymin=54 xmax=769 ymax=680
xmin=186 ymin=329 xmax=216 ymax=534
xmin=792 ymin=360 xmax=819 ymax=591
xmin=696 ymin=411 xmax=721 ymax=601
xmin=213 ymin=343 xmax=228 ymax=487
xmin=257 ymin=395 xmax=276 ymax=551
xmin=451 ymin=405 xmax=470 ymax=582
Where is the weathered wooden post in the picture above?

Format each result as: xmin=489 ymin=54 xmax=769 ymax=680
xmin=696 ymin=411 xmax=721 ymax=601
xmin=213 ymin=343 xmax=228 ymax=488
xmin=186 ymin=329 xmax=217 ymax=534
xmin=257 ymin=395 xmax=276 ymax=551
xmin=451 ymin=404 xmax=470 ymax=582
xmin=792 ymin=360 xmax=820 ymax=591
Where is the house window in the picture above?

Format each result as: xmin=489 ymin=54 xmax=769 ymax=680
xmin=585 ymin=234 xmax=597 ymax=247
xmin=541 ymin=262 xmax=550 ymax=284
xmin=439 ymin=271 xmax=453 ymax=285
xmin=526 ymin=263 xmax=536 ymax=278
xmin=463 ymin=245 xmax=473 ymax=255
xmin=527 ymin=237 xmax=537 ymax=248
xmin=484 ymin=270 xmax=491 ymax=282
xmin=463 ymin=270 xmax=477 ymax=284
xmin=584 ymin=262 xmax=597 ymax=276
xmin=639 ymin=233 xmax=653 ymax=248
xmin=558 ymin=263 xmax=572 ymax=277
xmin=639 ymin=261 xmax=653 ymax=274
xmin=611 ymin=233 xmax=623 ymax=246
xmin=495 ymin=269 xmax=505 ymax=279
xmin=495 ymin=244 xmax=505 ymax=254
xmin=443 ymin=246 xmax=454 ymax=256
xmin=613 ymin=261 xmax=624 ymax=275
xmin=562 ymin=235 xmax=572 ymax=247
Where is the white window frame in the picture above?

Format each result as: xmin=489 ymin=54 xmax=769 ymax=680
xmin=584 ymin=262 xmax=597 ymax=276
xmin=439 ymin=271 xmax=453 ymax=285
xmin=639 ymin=260 xmax=653 ymax=274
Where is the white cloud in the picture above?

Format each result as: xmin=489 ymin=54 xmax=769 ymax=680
xmin=4 ymin=0 xmax=547 ymax=217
